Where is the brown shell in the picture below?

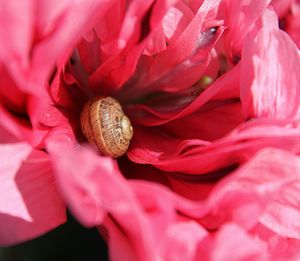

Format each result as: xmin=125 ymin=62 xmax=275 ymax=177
xmin=80 ymin=97 xmax=133 ymax=158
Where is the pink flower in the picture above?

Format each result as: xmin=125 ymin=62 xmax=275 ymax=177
xmin=1 ymin=0 xmax=300 ymax=260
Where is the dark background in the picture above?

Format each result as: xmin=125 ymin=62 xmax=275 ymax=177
xmin=0 ymin=213 xmax=108 ymax=261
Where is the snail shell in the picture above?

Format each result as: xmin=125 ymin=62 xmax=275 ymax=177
xmin=80 ymin=97 xmax=133 ymax=158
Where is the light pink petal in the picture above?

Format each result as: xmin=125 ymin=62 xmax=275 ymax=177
xmin=129 ymin=181 xmax=209 ymax=259
xmin=48 ymin=142 xmax=158 ymax=260
xmin=201 ymin=148 xmax=300 ymax=240
xmin=159 ymin=221 xmax=208 ymax=261
xmin=0 ymin=143 xmax=66 ymax=245
xmin=198 ymin=223 xmax=268 ymax=261
xmin=241 ymin=9 xmax=300 ymax=120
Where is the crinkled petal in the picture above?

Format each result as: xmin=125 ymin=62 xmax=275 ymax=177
xmin=128 ymin=120 xmax=300 ymax=174
xmin=201 ymin=148 xmax=300 ymax=240
xmin=241 ymin=9 xmax=300 ymax=120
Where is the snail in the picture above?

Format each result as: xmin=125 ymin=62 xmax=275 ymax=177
xmin=80 ymin=96 xmax=133 ymax=158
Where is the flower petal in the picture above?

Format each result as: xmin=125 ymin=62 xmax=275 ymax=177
xmin=201 ymin=148 xmax=300 ymax=240
xmin=48 ymin=141 xmax=158 ymax=260
xmin=0 ymin=0 xmax=113 ymax=94
xmin=241 ymin=9 xmax=300 ymax=120
xmin=252 ymin=224 xmax=300 ymax=259
xmin=223 ymin=0 xmax=272 ymax=57
xmin=128 ymin=120 xmax=300 ymax=174
xmin=0 ymin=143 xmax=66 ymax=245
xmin=87 ymin=0 xmax=177 ymax=93
xmin=199 ymin=223 xmax=268 ymax=261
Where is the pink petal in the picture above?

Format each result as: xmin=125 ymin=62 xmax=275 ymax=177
xmin=223 ymin=0 xmax=272 ymax=58
xmin=0 ymin=1 xmax=34 ymax=90
xmin=48 ymin=142 xmax=158 ymax=260
xmin=127 ymin=62 xmax=240 ymax=127
xmin=252 ymin=224 xmax=300 ymax=260
xmin=0 ymin=143 xmax=66 ymax=245
xmin=87 ymin=0 xmax=177 ymax=93
xmin=241 ymin=9 xmax=300 ymax=120
xmin=286 ymin=2 xmax=300 ymax=48
xmin=270 ymin=0 xmax=293 ymax=17
xmin=159 ymin=221 xmax=207 ymax=261
xmin=0 ymin=65 xmax=27 ymax=113
xmin=202 ymin=148 xmax=300 ymax=239
xmin=119 ymin=0 xmax=223 ymax=99
xmin=162 ymin=1 xmax=194 ymax=44
xmin=161 ymin=100 xmax=244 ymax=141
xmin=0 ymin=104 xmax=31 ymax=144
xmin=0 ymin=0 xmax=113 ymax=95
xmin=128 ymin=119 xmax=300 ymax=174
xmin=199 ymin=223 xmax=268 ymax=261
xmin=47 ymin=141 xmax=300 ymax=260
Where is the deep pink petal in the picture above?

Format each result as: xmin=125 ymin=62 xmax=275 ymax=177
xmin=270 ymin=0 xmax=293 ymax=17
xmin=87 ymin=0 xmax=177 ymax=94
xmin=128 ymin=119 xmax=300 ymax=174
xmin=0 ymin=143 xmax=66 ymax=245
xmin=161 ymin=100 xmax=244 ymax=141
xmin=118 ymin=0 xmax=223 ymax=100
xmin=286 ymin=2 xmax=300 ymax=48
xmin=127 ymin=62 xmax=240 ymax=127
